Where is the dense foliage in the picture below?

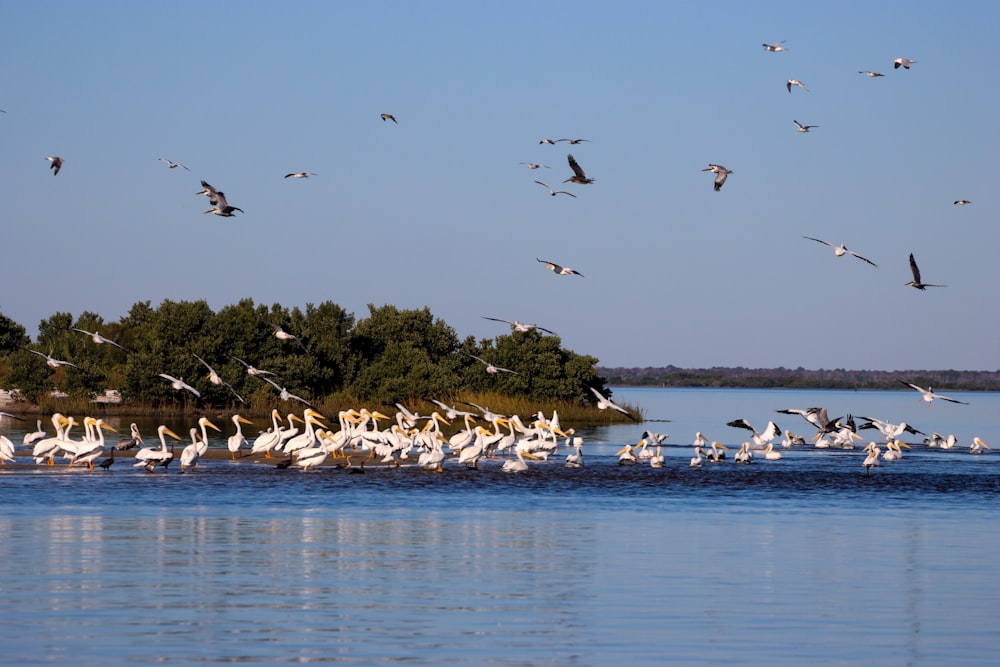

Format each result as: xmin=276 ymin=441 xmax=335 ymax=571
xmin=0 ymin=300 xmax=606 ymax=407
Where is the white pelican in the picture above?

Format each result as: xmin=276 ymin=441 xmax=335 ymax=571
xmin=565 ymin=443 xmax=584 ymax=468
xmin=793 ymin=120 xmax=819 ymax=133
xmin=763 ymin=444 xmax=783 ymax=461
xmin=534 ymin=180 xmax=577 ymax=198
xmin=251 ymin=409 xmax=284 ymax=458
xmin=0 ymin=411 xmax=22 ymax=423
xmin=649 ymin=446 xmax=665 ymax=468
xmin=782 ymin=430 xmax=805 ymax=447
xmin=73 ymin=418 xmax=117 ymax=469
xmin=192 ymin=353 xmax=245 ymax=404
xmin=588 ymin=386 xmax=636 ymax=420
xmin=520 ymin=162 xmax=550 ymax=169
xmin=786 ymin=79 xmax=809 ymax=93
xmin=0 ymin=434 xmax=14 ymax=465
xmin=893 ymin=58 xmax=916 ymax=70
xmin=539 ymin=138 xmax=561 ymax=145
xmin=46 ymin=156 xmax=63 ymax=175
xmin=482 ymin=317 xmax=555 ymax=335
xmin=467 ymin=354 xmax=518 ymax=376
xmin=502 ymin=449 xmax=537 ymax=473
xmin=158 ymin=157 xmax=190 ymax=171
xmin=776 ymin=407 xmax=838 ymax=435
xmin=701 ymin=163 xmax=731 ymax=191
xmin=159 ymin=373 xmax=201 ymax=399
xmin=227 ymin=415 xmax=254 ymax=459
xmin=380 ymin=113 xmax=397 ymax=123
xmin=269 ymin=322 xmax=307 ymax=351
xmin=863 ymin=445 xmax=881 ymax=474
xmin=727 ymin=419 xmax=780 ymax=448
xmin=196 ymin=417 xmax=222 ymax=457
xmin=762 ymin=41 xmax=787 ymax=52
xmin=970 ymin=437 xmax=990 ymax=454
xmin=693 ymin=432 xmax=708 ymax=448
xmin=537 ymin=258 xmax=583 ymax=277
xmin=939 ymin=434 xmax=958 ymax=450
xmin=70 ymin=327 xmax=127 ymax=350
xmin=24 ymin=348 xmax=80 ymax=370
xmin=260 ymin=375 xmax=313 ymax=407
xmin=882 ymin=440 xmax=910 ymax=461
xmin=689 ymin=446 xmax=703 ymax=468
xmin=905 ymin=253 xmax=946 ymax=290
xmin=898 ymin=381 xmax=969 ymax=407
xmin=458 ymin=426 xmax=493 ymax=469
xmin=232 ymin=356 xmax=277 ymax=377
xmin=134 ymin=425 xmax=182 ymax=473
xmin=802 ymin=236 xmax=877 ymax=267
xmin=180 ymin=428 xmax=202 ymax=473
xmin=563 ymin=154 xmax=594 ymax=184
xmin=281 ymin=409 xmax=327 ymax=454
xmin=857 ymin=417 xmax=923 ymax=443
xmin=953 ymin=200 xmax=972 ymax=206
xmin=284 ymin=171 xmax=316 ymax=179
xmin=858 ymin=71 xmax=885 ymax=77
xmin=707 ymin=441 xmax=728 ymax=462
xmin=23 ymin=419 xmax=46 ymax=447
xmin=734 ymin=443 xmax=752 ymax=464
xmin=617 ymin=443 xmax=638 ymax=465
xmin=32 ymin=414 xmax=69 ymax=465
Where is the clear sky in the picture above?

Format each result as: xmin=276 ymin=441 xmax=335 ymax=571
xmin=2 ymin=1 xmax=997 ymax=372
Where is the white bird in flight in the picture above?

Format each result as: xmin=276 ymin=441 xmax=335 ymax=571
xmin=259 ymin=375 xmax=313 ymax=407
xmin=793 ymin=119 xmax=819 ymax=133
xmin=158 ymin=373 xmax=201 ymax=399
xmin=520 ymin=162 xmax=550 ymax=169
xmin=468 ymin=354 xmax=518 ymax=376
xmin=786 ymin=79 xmax=809 ymax=93
xmin=70 ymin=327 xmax=127 ymax=350
xmin=482 ymin=317 xmax=555 ymax=335
xmin=158 ymin=157 xmax=190 ymax=171
xmin=762 ymin=41 xmax=787 ymax=52
xmin=802 ymin=236 xmax=877 ymax=267
xmin=192 ymin=353 xmax=245 ymax=404
xmin=893 ymin=58 xmax=916 ymax=70
xmin=537 ymin=258 xmax=583 ymax=277
xmin=953 ymin=200 xmax=971 ymax=206
xmin=898 ymin=381 xmax=969 ymax=407
xmin=587 ymin=386 xmax=636 ymax=420
xmin=284 ymin=172 xmax=316 ymax=179
xmin=24 ymin=348 xmax=80 ymax=370
xmin=534 ymin=180 xmax=576 ymax=198
xmin=269 ymin=322 xmax=307 ymax=351
xmin=858 ymin=71 xmax=885 ymax=77
xmin=232 ymin=356 xmax=277 ymax=377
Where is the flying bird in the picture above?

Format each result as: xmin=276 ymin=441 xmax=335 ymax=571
xmin=45 ymin=156 xmax=63 ymax=175
xmin=793 ymin=119 xmax=819 ymax=132
xmin=232 ymin=356 xmax=277 ymax=377
xmin=905 ymin=253 xmax=946 ymax=290
xmin=786 ymin=79 xmax=809 ymax=93
xmin=701 ymin=164 xmax=732 ymax=191
xmin=259 ymin=375 xmax=313 ymax=407
xmin=269 ymin=322 xmax=307 ymax=351
xmin=539 ymin=138 xmax=562 ymax=145
xmin=953 ymin=200 xmax=972 ymax=206
xmin=537 ymin=258 xmax=583 ymax=277
xmin=762 ymin=41 xmax=787 ymax=52
xmin=158 ymin=373 xmax=201 ymax=399
xmin=195 ymin=180 xmax=218 ymax=199
xmin=70 ymin=327 xmax=127 ymax=350
xmin=563 ymin=154 xmax=594 ymax=184
xmin=380 ymin=113 xmax=397 ymax=123
xmin=587 ymin=386 xmax=636 ymax=420
xmin=893 ymin=58 xmax=916 ymax=70
xmin=898 ymin=381 xmax=969 ymax=407
xmin=858 ymin=71 xmax=885 ymax=77
xmin=802 ymin=237 xmax=877 ymax=267
xmin=24 ymin=348 xmax=80 ymax=370
xmin=482 ymin=317 xmax=555 ymax=335
xmin=203 ymin=190 xmax=244 ymax=217
xmin=284 ymin=172 xmax=316 ymax=179
xmin=192 ymin=353 xmax=245 ymax=404
xmin=560 ymin=138 xmax=590 ymax=144
xmin=158 ymin=157 xmax=190 ymax=170
xmin=520 ymin=162 xmax=550 ymax=169
xmin=534 ymin=180 xmax=576 ymax=198
xmin=467 ymin=354 xmax=518 ymax=376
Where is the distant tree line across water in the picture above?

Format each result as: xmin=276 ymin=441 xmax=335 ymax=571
xmin=0 ymin=299 xmax=607 ymax=408
xmin=598 ymin=366 xmax=1000 ymax=391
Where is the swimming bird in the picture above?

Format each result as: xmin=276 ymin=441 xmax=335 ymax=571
xmin=537 ymin=258 xmax=583 ymax=277
xmin=259 ymin=375 xmax=314 ymax=407
xmin=786 ymin=79 xmax=809 ymax=93
xmin=701 ymin=164 xmax=732 ymax=191
xmin=905 ymin=253 xmax=946 ymax=290
xmin=192 ymin=353 xmax=245 ymax=404
xmin=468 ymin=354 xmax=518 ymax=376
xmin=762 ymin=41 xmax=787 ymax=52
xmin=24 ymin=348 xmax=80 ymax=370
xmin=734 ymin=443 xmax=752 ymax=464
xmin=970 ymin=437 xmax=990 ymax=455
xmin=534 ymin=180 xmax=576 ymax=197
xmin=158 ymin=157 xmax=190 ymax=171
xmin=232 ymin=356 xmax=277 ymax=377
xmin=897 ymin=381 xmax=969 ymax=407
xmin=23 ymin=419 xmax=46 ymax=447
xmin=482 ymin=317 xmax=555 ymax=335
xmin=284 ymin=172 xmax=316 ymax=179
xmin=793 ymin=119 xmax=819 ymax=133
xmin=863 ymin=445 xmax=880 ymax=475
xmin=858 ymin=71 xmax=885 ymax=77
xmin=588 ymin=386 xmax=636 ymax=420
xmin=46 ymin=156 xmax=63 ymax=175
xmin=953 ymin=200 xmax=971 ymax=206
xmin=763 ymin=443 xmax=783 ymax=461
xmin=269 ymin=322 xmax=307 ymax=351
xmin=501 ymin=449 xmax=537 ymax=473
xmin=617 ymin=443 xmax=638 ymax=465
xmin=520 ymin=162 xmax=550 ymax=169
xmin=70 ymin=327 xmax=127 ymax=350
xmin=564 ymin=443 xmax=584 ymax=468
xmin=802 ymin=236 xmax=877 ymax=267
xmin=563 ymin=154 xmax=594 ymax=184
xmin=158 ymin=373 xmax=201 ymax=399
xmin=380 ymin=113 xmax=397 ymax=123
xmin=893 ymin=58 xmax=916 ymax=70
xmin=689 ymin=446 xmax=704 ymax=468
xmin=649 ymin=446 xmax=665 ymax=468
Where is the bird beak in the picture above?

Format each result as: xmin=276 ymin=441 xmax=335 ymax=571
xmin=204 ymin=419 xmax=223 ymax=432
xmin=163 ymin=427 xmax=183 ymax=440
xmin=237 ymin=416 xmax=255 ymax=425
xmin=100 ymin=423 xmax=119 ymax=433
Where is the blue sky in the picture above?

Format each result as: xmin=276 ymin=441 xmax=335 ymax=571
xmin=2 ymin=1 xmax=997 ymax=371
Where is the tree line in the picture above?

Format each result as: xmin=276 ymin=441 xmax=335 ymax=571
xmin=0 ymin=299 xmax=606 ymax=408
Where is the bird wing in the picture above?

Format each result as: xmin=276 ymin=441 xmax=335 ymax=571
xmin=259 ymin=375 xmax=282 ymax=391
xmin=938 ymin=394 xmax=969 ymax=405
xmin=803 ymin=236 xmax=833 ymax=249
xmin=534 ymin=180 xmax=553 ymax=193
xmin=726 ymin=419 xmax=755 ymax=433
xmin=908 ymin=254 xmax=922 ymax=283
xmin=192 ymin=353 xmax=215 ymax=372
xmin=567 ymin=154 xmax=587 ymax=179
xmin=482 ymin=317 xmax=514 ymax=326
xmin=848 ymin=250 xmax=878 ymax=267
xmin=70 ymin=327 xmax=94 ymax=336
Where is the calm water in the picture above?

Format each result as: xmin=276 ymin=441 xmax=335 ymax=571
xmin=1 ymin=388 xmax=997 ymax=665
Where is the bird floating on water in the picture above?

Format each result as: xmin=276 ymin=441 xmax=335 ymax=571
xmin=762 ymin=41 xmax=787 ymax=52
xmin=158 ymin=157 xmax=190 ymax=171
xmin=905 ymin=253 xmax=946 ymax=290
xmin=701 ymin=164 xmax=732 ymax=191
xmin=563 ymin=154 xmax=594 ymax=184
xmin=45 ymin=156 xmax=63 ymax=175
xmin=786 ymin=79 xmax=809 ymax=93
xmin=898 ymin=381 xmax=969 ymax=407
xmin=858 ymin=71 xmax=885 ymax=77
xmin=802 ymin=236 xmax=877 ymax=267
xmin=380 ymin=113 xmax=397 ymax=123
xmin=537 ymin=258 xmax=583 ymax=277
xmin=793 ymin=119 xmax=819 ymax=133
xmin=534 ymin=180 xmax=576 ymax=198
xmin=893 ymin=58 xmax=916 ymax=70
